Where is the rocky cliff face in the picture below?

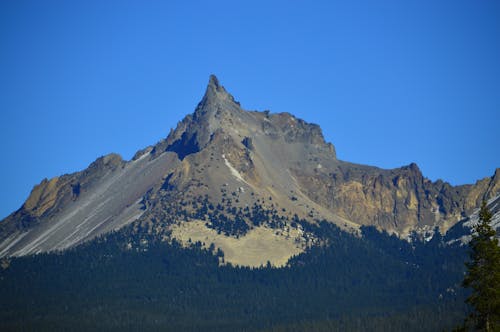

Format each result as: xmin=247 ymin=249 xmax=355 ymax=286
xmin=0 ymin=75 xmax=498 ymax=260
xmin=292 ymin=161 xmax=499 ymax=234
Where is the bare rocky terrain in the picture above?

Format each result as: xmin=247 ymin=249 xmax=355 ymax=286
xmin=1 ymin=75 xmax=498 ymax=264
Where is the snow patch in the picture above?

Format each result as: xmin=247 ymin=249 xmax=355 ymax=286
xmin=133 ymin=151 xmax=150 ymax=162
xmin=0 ymin=232 xmax=28 ymax=257
xmin=222 ymin=154 xmax=247 ymax=184
xmin=463 ymin=195 xmax=500 ymax=229
xmin=452 ymin=194 xmax=500 ymax=245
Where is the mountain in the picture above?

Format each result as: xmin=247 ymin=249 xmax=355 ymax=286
xmin=1 ymin=75 xmax=499 ymax=265
xmin=1 ymin=75 xmax=499 ymax=331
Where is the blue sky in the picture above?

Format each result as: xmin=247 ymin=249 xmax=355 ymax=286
xmin=1 ymin=0 xmax=499 ymax=219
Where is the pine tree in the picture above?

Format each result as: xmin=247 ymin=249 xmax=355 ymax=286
xmin=463 ymin=201 xmax=500 ymax=331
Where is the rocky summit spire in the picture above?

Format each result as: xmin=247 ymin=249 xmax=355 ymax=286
xmin=208 ymin=74 xmax=221 ymax=90
xmin=197 ymin=75 xmax=240 ymax=115
xmin=204 ymin=74 xmax=225 ymax=99
xmin=164 ymin=75 xmax=244 ymax=160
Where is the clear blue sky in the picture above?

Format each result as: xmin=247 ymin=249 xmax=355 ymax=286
xmin=1 ymin=0 xmax=499 ymax=219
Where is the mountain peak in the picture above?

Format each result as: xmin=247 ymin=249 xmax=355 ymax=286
xmin=163 ymin=75 xmax=244 ymax=159
xmin=199 ymin=75 xmax=239 ymax=111
xmin=205 ymin=74 xmax=223 ymax=99
xmin=203 ymin=74 xmax=225 ymax=100
xmin=208 ymin=74 xmax=221 ymax=89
